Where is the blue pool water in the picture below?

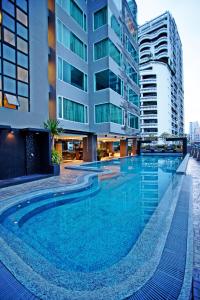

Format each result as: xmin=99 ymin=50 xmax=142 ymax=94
xmin=1 ymin=156 xmax=182 ymax=273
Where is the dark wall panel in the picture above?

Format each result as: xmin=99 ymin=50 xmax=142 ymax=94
xmin=0 ymin=130 xmax=26 ymax=179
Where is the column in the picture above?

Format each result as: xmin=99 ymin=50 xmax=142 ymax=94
xmin=120 ymin=139 xmax=128 ymax=157
xmin=132 ymin=138 xmax=137 ymax=156
xmin=83 ymin=134 xmax=97 ymax=162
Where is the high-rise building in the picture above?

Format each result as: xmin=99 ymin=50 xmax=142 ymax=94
xmin=189 ymin=121 xmax=200 ymax=143
xmin=139 ymin=12 xmax=184 ymax=137
xmin=0 ymin=0 xmax=140 ymax=173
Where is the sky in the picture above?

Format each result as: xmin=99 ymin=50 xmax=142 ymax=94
xmin=137 ymin=0 xmax=200 ymax=133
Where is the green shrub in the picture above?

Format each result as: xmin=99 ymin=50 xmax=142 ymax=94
xmin=51 ymin=149 xmax=62 ymax=164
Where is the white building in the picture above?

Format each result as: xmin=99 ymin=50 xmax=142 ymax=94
xmin=139 ymin=12 xmax=184 ymax=137
xmin=189 ymin=122 xmax=200 ymax=143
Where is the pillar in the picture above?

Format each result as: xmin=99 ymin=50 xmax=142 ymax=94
xmin=83 ymin=134 xmax=97 ymax=162
xmin=132 ymin=138 xmax=137 ymax=156
xmin=120 ymin=139 xmax=128 ymax=157
xmin=55 ymin=142 xmax=62 ymax=158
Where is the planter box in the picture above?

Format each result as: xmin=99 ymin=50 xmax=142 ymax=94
xmin=50 ymin=164 xmax=60 ymax=176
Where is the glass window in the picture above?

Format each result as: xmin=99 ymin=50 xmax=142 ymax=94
xmin=58 ymin=57 xmax=87 ymax=91
xmin=17 ymin=66 xmax=28 ymax=82
xmin=95 ymin=69 xmax=109 ymax=91
xmin=2 ymin=0 xmax=15 ymax=16
xmin=70 ymin=65 xmax=84 ymax=90
xmin=70 ymin=0 xmax=83 ymax=28
xmin=3 ymin=13 xmax=15 ymax=32
xmin=128 ymin=113 xmax=139 ymax=129
xmin=17 ymin=37 xmax=28 ymax=53
xmin=57 ymin=19 xmax=63 ymax=44
xmin=4 ymin=28 xmax=15 ymax=46
xmin=3 ymin=61 xmax=16 ymax=78
xmin=62 ymin=24 xmax=70 ymax=49
xmin=70 ymin=32 xmax=87 ymax=61
xmin=94 ymin=38 xmax=108 ymax=60
xmin=128 ymin=87 xmax=139 ymax=106
xmin=126 ymin=36 xmax=138 ymax=63
xmin=3 ymin=44 xmax=16 ymax=62
xmin=127 ymin=63 xmax=138 ymax=84
xmin=16 ymin=8 xmax=28 ymax=27
xmin=109 ymin=40 xmax=121 ymax=65
xmin=95 ymin=69 xmax=122 ymax=95
xmin=58 ymin=96 xmax=63 ymax=118
xmin=63 ymin=98 xmax=86 ymax=123
xmin=57 ymin=57 xmax=63 ymax=80
xmin=18 ymin=81 xmax=28 ymax=96
xmin=16 ymin=0 xmax=28 ymax=12
xmin=17 ymin=22 xmax=28 ymax=40
xmin=111 ymin=15 xmax=121 ymax=38
xmin=18 ymin=96 xmax=28 ymax=112
xmin=17 ymin=52 xmax=28 ymax=68
xmin=4 ymin=76 xmax=16 ymax=93
xmin=84 ymin=13 xmax=87 ymax=31
xmin=94 ymin=6 xmax=107 ymax=30
xmin=95 ymin=103 xmax=123 ymax=124
xmin=94 ymin=38 xmax=121 ymax=65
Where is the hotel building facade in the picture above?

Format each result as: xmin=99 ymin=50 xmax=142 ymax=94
xmin=0 ymin=0 xmax=140 ymax=177
xmin=139 ymin=12 xmax=184 ymax=137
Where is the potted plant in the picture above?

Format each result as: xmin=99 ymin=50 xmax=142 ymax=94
xmin=51 ymin=149 xmax=62 ymax=175
xmin=44 ymin=119 xmax=63 ymax=176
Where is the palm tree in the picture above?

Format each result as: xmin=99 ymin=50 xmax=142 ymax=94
xmin=44 ymin=119 xmax=62 ymax=149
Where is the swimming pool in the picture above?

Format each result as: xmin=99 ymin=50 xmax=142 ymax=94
xmin=0 ymin=155 xmax=187 ymax=299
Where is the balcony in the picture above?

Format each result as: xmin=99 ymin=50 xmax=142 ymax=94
xmin=141 ymin=105 xmax=157 ymax=109
xmin=141 ymin=123 xmax=158 ymax=127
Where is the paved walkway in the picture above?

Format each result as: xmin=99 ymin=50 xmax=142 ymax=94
xmin=0 ymin=165 xmax=90 ymax=203
xmin=187 ymin=158 xmax=200 ymax=299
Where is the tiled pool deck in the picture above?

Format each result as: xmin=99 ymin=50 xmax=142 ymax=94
xmin=187 ymin=158 xmax=200 ymax=299
xmin=0 ymin=158 xmax=197 ymax=299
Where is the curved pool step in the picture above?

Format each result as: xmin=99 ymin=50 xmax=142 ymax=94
xmin=1 ymin=180 xmax=100 ymax=230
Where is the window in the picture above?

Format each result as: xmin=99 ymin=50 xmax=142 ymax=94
xmin=128 ymin=87 xmax=139 ymax=106
xmin=94 ymin=38 xmax=108 ymax=60
xmin=3 ymin=44 xmax=16 ymax=62
xmin=57 ymin=57 xmax=87 ymax=92
xmin=56 ymin=19 xmax=87 ymax=61
xmin=4 ymin=77 xmax=16 ymax=93
xmin=58 ymin=96 xmax=88 ymax=123
xmin=3 ymin=13 xmax=15 ymax=32
xmin=17 ymin=22 xmax=28 ymax=40
xmin=58 ymin=96 xmax=63 ymax=118
xmin=95 ymin=103 xmax=123 ymax=124
xmin=127 ymin=63 xmax=138 ymax=84
xmin=95 ymin=69 xmax=123 ymax=95
xmin=94 ymin=38 xmax=121 ymax=65
xmin=128 ymin=113 xmax=139 ymax=129
xmin=70 ymin=0 xmax=83 ymax=28
xmin=56 ymin=0 xmax=87 ymax=31
xmin=94 ymin=7 xmax=107 ymax=30
xmin=4 ymin=28 xmax=15 ymax=46
xmin=17 ymin=66 xmax=28 ymax=82
xmin=17 ymin=37 xmax=28 ymax=53
xmin=18 ymin=81 xmax=28 ymax=96
xmin=2 ymin=0 xmax=15 ymax=16
xmin=3 ymin=61 xmax=16 ymax=78
xmin=126 ymin=36 xmax=138 ymax=63
xmin=17 ymin=52 xmax=28 ymax=68
xmin=111 ymin=15 xmax=121 ymax=38
xmin=16 ymin=8 xmax=28 ymax=26
xmin=70 ymin=32 xmax=87 ymax=61
xmin=16 ymin=0 xmax=28 ymax=12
